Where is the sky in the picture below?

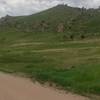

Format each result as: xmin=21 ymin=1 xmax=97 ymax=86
xmin=0 ymin=0 xmax=100 ymax=17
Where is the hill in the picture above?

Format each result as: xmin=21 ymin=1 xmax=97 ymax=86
xmin=0 ymin=5 xmax=79 ymax=33
xmin=0 ymin=4 xmax=99 ymax=44
xmin=0 ymin=5 xmax=100 ymax=32
xmin=0 ymin=5 xmax=100 ymax=37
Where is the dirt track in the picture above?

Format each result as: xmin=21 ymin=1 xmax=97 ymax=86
xmin=0 ymin=72 xmax=89 ymax=100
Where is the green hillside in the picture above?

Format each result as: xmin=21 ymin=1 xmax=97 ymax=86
xmin=0 ymin=4 xmax=100 ymax=37
xmin=0 ymin=5 xmax=81 ymax=32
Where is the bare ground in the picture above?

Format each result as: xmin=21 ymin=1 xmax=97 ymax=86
xmin=0 ymin=72 xmax=89 ymax=100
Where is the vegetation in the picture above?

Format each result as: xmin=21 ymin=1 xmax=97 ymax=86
xmin=1 ymin=5 xmax=100 ymax=37
xmin=0 ymin=33 xmax=100 ymax=96
xmin=0 ymin=4 xmax=99 ymax=99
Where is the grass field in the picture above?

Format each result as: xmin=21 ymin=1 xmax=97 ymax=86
xmin=0 ymin=34 xmax=100 ymax=98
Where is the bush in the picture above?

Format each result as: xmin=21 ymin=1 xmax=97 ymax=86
xmin=80 ymin=34 xmax=85 ymax=39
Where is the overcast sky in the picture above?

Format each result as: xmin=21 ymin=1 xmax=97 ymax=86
xmin=0 ymin=0 xmax=100 ymax=17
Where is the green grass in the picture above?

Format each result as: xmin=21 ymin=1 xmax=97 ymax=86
xmin=0 ymin=36 xmax=100 ymax=96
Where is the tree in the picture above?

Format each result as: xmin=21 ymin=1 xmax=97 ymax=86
xmin=40 ymin=20 xmax=48 ymax=32
xmin=80 ymin=34 xmax=85 ymax=39
xmin=70 ymin=35 xmax=74 ymax=40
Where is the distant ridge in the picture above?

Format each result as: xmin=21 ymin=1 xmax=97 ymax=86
xmin=0 ymin=4 xmax=100 ymax=37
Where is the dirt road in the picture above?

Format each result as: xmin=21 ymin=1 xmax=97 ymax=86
xmin=0 ymin=72 xmax=89 ymax=100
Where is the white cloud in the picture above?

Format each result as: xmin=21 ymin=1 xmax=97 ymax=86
xmin=0 ymin=0 xmax=100 ymax=17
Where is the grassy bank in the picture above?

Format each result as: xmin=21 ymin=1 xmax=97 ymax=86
xmin=0 ymin=37 xmax=100 ymax=96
